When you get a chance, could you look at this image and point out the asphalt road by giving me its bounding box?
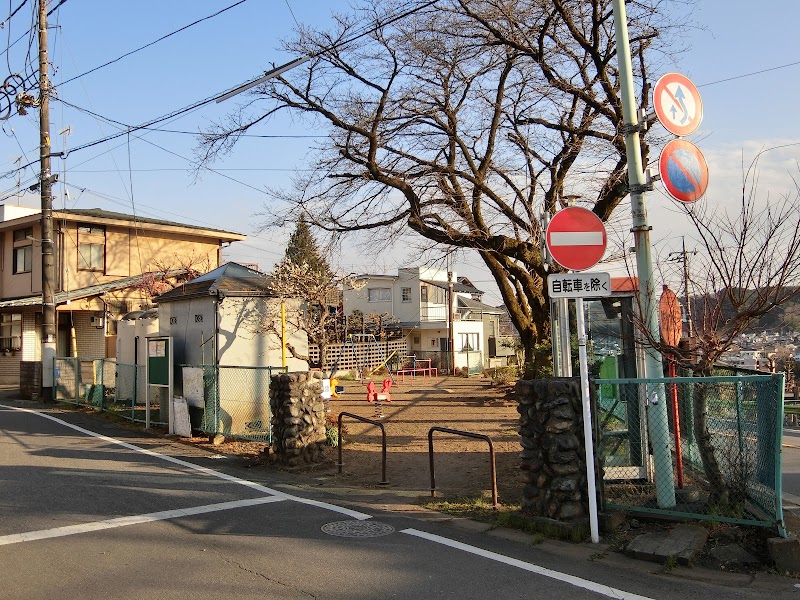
[781,427,800,501]
[2,402,799,600]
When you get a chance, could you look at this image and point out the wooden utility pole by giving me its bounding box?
[38,0,56,401]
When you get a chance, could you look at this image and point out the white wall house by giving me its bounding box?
[342,267,506,372]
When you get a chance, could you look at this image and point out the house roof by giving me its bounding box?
[0,207,245,241]
[457,296,504,314]
[0,270,186,309]
[155,262,277,303]
[420,279,482,294]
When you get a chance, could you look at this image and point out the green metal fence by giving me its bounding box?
[54,358,286,441]
[54,357,167,425]
[595,374,785,533]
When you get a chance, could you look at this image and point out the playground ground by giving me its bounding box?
[193,374,526,505]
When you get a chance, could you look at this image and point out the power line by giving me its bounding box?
[216,0,439,102]
[56,0,249,87]
[37,0,440,165]
[699,59,800,87]
[1,0,27,29]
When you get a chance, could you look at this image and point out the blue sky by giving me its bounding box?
[0,0,798,304]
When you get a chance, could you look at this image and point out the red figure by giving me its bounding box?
[366,381,377,403]
[381,378,393,402]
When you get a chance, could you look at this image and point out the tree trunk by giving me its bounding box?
[693,380,729,504]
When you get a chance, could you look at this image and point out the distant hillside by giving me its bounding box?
[688,287,800,333]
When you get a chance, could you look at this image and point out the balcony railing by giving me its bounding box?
[419,306,483,322]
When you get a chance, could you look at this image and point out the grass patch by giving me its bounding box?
[422,493,589,543]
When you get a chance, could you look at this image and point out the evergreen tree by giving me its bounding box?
[284,216,331,278]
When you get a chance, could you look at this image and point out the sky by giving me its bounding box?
[0,0,797,306]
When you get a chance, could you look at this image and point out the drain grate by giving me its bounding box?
[321,520,395,538]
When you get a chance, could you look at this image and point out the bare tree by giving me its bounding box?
[636,157,800,503]
[263,259,365,369]
[199,0,688,369]
[139,251,212,300]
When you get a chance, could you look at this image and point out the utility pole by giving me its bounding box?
[612,0,676,508]
[38,0,56,402]
[667,237,696,338]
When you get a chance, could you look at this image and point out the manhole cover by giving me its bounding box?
[321,520,395,538]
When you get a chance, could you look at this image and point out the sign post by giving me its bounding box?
[612,0,677,510]
[145,336,172,430]
[547,272,611,545]
[545,206,609,544]
[659,286,685,489]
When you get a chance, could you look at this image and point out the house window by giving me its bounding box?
[78,223,105,272]
[420,286,428,302]
[413,336,421,345]
[401,287,411,302]
[368,287,391,302]
[13,245,31,273]
[459,332,479,351]
[78,243,104,270]
[78,224,105,235]
[12,227,33,274]
[0,313,21,351]
[13,227,32,242]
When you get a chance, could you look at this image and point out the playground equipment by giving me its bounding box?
[366,378,393,418]
[328,334,396,384]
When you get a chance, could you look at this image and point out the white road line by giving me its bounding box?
[0,404,372,520]
[401,529,654,600]
[0,496,285,546]
[550,231,604,246]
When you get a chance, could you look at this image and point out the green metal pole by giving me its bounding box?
[611,0,676,508]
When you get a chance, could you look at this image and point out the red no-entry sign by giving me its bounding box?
[546,207,607,271]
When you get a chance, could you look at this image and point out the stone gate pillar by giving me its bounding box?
[269,371,327,466]
[516,378,590,522]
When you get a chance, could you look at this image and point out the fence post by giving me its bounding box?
[73,357,79,401]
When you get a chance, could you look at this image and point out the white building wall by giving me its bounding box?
[158,298,217,366]
[217,296,307,371]
[343,275,397,320]
[452,320,484,370]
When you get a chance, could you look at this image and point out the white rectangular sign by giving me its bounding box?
[547,272,612,298]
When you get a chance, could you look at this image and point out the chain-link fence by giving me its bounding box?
[595,374,784,532]
[54,357,168,426]
[178,365,285,443]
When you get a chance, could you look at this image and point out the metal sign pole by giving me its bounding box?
[612,0,676,508]
[575,297,600,543]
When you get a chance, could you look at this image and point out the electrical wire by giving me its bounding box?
[699,59,800,87]
[57,0,249,87]
[41,0,441,159]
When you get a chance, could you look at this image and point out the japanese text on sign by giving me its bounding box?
[547,272,612,298]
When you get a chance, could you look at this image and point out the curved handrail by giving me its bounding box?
[428,426,498,508]
[337,411,388,485]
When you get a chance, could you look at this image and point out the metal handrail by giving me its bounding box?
[337,411,388,485]
[428,426,498,508]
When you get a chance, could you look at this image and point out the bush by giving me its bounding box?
[491,366,519,387]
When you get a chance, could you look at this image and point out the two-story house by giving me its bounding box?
[342,267,506,373]
[0,204,244,386]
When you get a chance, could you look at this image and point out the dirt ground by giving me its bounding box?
[191,375,527,505]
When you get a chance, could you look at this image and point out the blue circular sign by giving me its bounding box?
[658,139,709,203]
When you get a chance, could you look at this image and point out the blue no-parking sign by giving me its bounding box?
[658,138,709,203]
